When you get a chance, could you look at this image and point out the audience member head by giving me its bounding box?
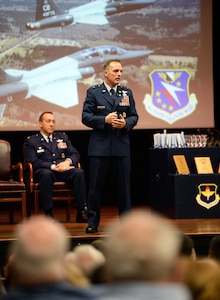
[184,258,220,300]
[208,236,220,263]
[179,233,197,260]
[3,253,18,291]
[64,244,106,285]
[170,233,197,283]
[91,239,106,254]
[0,274,6,295]
[8,215,70,286]
[103,208,182,282]
[63,253,90,287]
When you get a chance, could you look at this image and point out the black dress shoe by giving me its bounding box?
[76,210,88,223]
[85,225,98,233]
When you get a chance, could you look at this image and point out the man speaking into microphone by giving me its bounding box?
[82,59,139,233]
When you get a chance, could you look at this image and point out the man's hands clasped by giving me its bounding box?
[54,160,75,172]
[105,111,126,129]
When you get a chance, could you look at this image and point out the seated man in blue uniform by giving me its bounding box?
[24,111,87,222]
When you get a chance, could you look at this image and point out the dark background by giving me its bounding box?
[1,0,219,207]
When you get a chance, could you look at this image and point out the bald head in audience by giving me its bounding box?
[103,208,182,282]
[9,215,70,286]
[3,215,104,300]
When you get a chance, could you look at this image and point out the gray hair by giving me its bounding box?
[10,215,70,278]
[104,209,181,281]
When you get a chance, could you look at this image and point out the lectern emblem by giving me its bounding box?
[196,183,220,209]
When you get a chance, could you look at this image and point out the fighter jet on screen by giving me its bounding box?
[26,0,155,30]
[0,45,154,119]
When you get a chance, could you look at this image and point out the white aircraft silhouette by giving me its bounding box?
[0,45,154,119]
[26,0,155,30]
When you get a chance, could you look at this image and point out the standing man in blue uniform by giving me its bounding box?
[82,59,139,233]
[24,111,88,222]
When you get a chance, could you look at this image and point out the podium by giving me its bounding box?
[148,148,220,219]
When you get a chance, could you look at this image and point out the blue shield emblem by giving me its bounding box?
[196,183,220,209]
[143,69,198,124]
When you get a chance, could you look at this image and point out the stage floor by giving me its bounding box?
[1,205,220,240]
[0,204,220,263]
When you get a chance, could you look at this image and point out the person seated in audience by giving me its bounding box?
[98,208,192,300]
[63,254,90,288]
[179,233,197,261]
[3,253,18,292]
[64,244,106,285]
[0,273,6,295]
[170,233,197,282]
[24,111,88,222]
[208,236,220,264]
[0,215,100,300]
[91,239,107,254]
[184,257,220,300]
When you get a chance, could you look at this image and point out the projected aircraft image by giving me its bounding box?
[0,0,213,130]
[0,45,153,120]
[26,0,156,30]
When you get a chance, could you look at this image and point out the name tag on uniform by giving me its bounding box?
[97,106,105,109]
[37,147,44,153]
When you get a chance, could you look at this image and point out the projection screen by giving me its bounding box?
[0,0,214,131]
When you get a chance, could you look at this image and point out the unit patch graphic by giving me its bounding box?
[196,183,220,209]
[143,69,198,124]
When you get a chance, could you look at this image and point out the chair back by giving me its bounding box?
[0,140,11,181]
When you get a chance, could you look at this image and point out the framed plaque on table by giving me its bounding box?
[173,155,190,174]
[194,157,214,174]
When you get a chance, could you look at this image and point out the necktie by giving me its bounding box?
[47,136,52,151]
[110,88,116,100]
